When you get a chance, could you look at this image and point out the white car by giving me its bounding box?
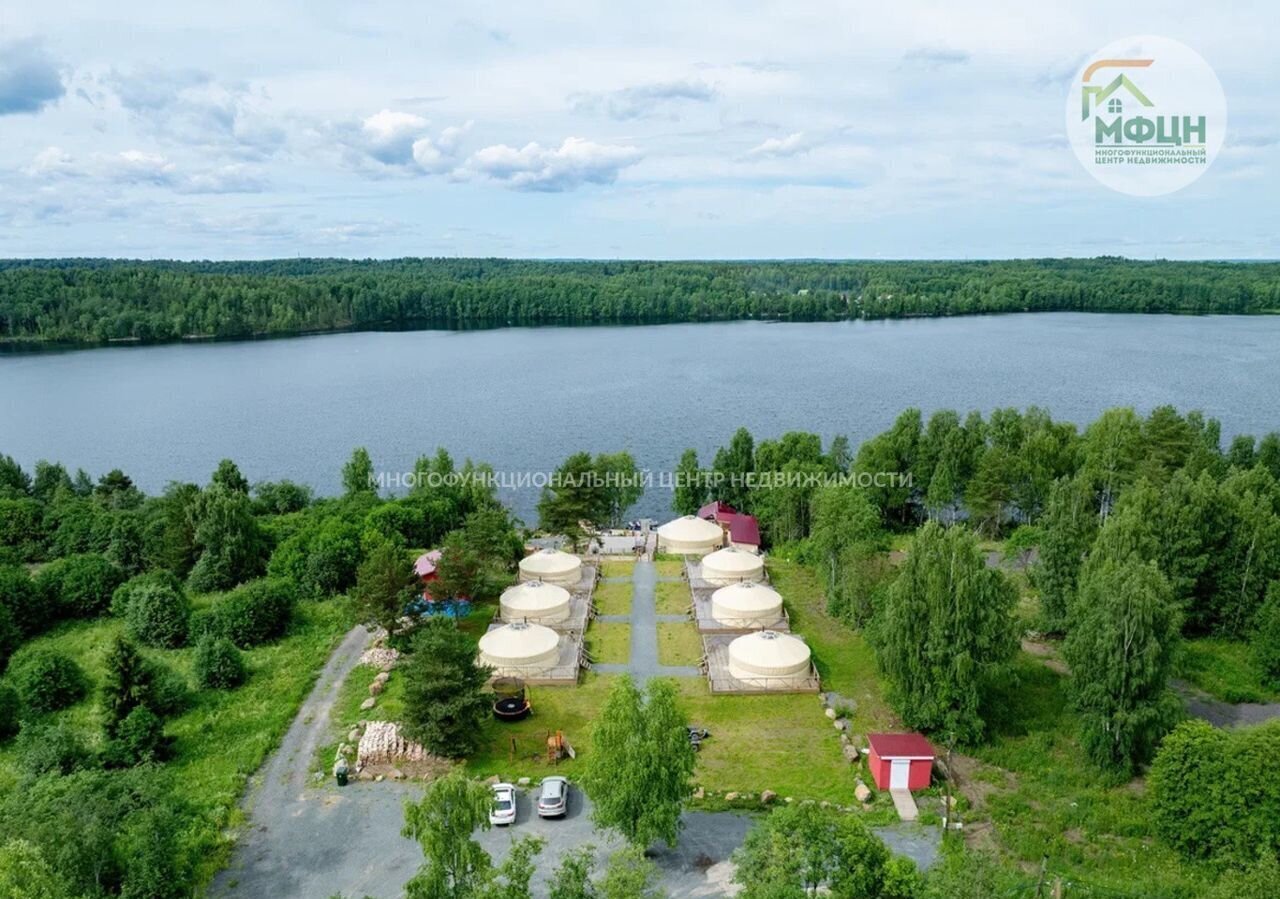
[490,783,517,826]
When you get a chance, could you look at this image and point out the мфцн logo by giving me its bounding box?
[1066,36,1226,196]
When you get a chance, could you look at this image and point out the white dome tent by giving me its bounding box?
[710,581,783,628]
[500,580,572,625]
[727,630,812,681]
[656,515,723,554]
[478,622,562,676]
[700,546,765,585]
[518,548,582,586]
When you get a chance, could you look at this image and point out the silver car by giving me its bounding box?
[536,776,569,818]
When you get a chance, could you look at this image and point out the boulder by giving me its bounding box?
[824,707,837,720]
[842,744,860,762]
[375,774,385,783]
[517,777,532,787]
[485,775,502,785]
[348,727,362,743]
[360,697,377,711]
[761,790,777,804]
[724,791,739,801]
[390,769,405,781]
[854,782,872,803]
[373,671,391,685]
[357,771,374,782]
[693,787,705,800]
[369,680,384,696]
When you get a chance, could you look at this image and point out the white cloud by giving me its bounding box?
[411,121,473,172]
[24,146,78,177]
[569,79,717,120]
[747,132,811,159]
[460,137,642,191]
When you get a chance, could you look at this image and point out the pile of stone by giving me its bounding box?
[357,721,430,767]
[360,646,400,670]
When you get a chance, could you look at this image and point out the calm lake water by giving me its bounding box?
[2,314,1278,521]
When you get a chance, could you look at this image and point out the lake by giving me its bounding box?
[2,313,1278,521]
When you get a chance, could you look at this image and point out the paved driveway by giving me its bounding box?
[214,778,752,898]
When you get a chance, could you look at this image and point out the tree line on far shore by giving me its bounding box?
[3,256,1280,347]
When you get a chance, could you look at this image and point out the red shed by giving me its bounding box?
[866,733,935,791]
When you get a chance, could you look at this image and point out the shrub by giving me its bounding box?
[0,565,44,637]
[15,722,91,776]
[9,649,88,713]
[192,634,247,690]
[110,569,185,617]
[103,705,168,767]
[123,581,190,648]
[207,578,295,647]
[35,553,124,619]
[0,685,19,741]
[1150,718,1280,865]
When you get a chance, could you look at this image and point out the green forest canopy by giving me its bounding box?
[2,257,1279,347]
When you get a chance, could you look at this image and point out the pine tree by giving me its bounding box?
[400,618,492,758]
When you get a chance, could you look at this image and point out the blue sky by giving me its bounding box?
[0,0,1276,259]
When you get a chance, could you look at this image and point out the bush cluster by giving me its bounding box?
[192,634,247,690]
[200,578,296,648]
[8,648,88,713]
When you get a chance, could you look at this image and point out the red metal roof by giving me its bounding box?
[697,500,738,523]
[867,733,936,759]
[728,514,761,547]
[414,550,442,578]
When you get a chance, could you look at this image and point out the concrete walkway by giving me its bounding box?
[889,789,919,822]
[625,559,701,682]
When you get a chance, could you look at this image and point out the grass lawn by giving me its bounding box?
[657,622,703,667]
[655,580,691,615]
[654,559,686,577]
[677,682,859,801]
[0,598,351,887]
[585,621,630,665]
[768,560,897,736]
[592,580,632,616]
[465,674,616,782]
[1178,638,1278,703]
[599,560,635,579]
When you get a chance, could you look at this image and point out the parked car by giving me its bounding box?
[491,783,517,826]
[536,776,569,818]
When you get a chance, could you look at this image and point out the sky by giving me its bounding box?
[0,0,1276,259]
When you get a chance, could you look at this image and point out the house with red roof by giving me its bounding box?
[697,501,762,554]
[866,732,936,791]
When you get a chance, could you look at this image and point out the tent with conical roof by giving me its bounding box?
[478,622,562,676]
[710,581,783,627]
[518,548,582,586]
[500,580,572,624]
[656,515,723,554]
[700,546,765,585]
[727,630,811,680]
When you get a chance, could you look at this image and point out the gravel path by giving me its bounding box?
[211,624,377,897]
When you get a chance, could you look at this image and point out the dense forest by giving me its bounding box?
[2,257,1279,348]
